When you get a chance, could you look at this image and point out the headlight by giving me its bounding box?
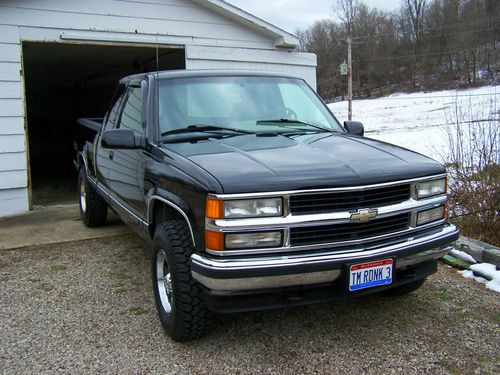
[416,206,445,226]
[206,197,282,219]
[415,178,446,199]
[225,231,282,249]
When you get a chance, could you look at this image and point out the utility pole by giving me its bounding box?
[347,36,352,121]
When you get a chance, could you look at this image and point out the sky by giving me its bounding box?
[226,0,402,33]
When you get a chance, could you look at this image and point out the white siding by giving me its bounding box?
[0,25,20,43]
[0,117,24,135]
[0,24,27,216]
[186,46,317,89]
[0,62,21,81]
[0,170,27,190]
[0,99,23,117]
[0,0,274,49]
[0,81,22,99]
[0,188,29,216]
[0,152,26,171]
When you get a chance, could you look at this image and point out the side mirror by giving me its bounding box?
[101,129,144,149]
[344,121,364,136]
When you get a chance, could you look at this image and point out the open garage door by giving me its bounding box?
[22,42,184,208]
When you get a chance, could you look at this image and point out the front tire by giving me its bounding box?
[78,167,108,227]
[152,221,211,341]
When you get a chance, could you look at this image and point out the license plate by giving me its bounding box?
[349,259,393,291]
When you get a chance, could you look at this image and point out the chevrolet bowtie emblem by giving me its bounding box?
[350,208,378,223]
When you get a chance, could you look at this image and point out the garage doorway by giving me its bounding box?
[22,42,184,208]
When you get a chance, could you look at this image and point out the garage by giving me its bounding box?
[0,0,317,217]
[23,42,184,207]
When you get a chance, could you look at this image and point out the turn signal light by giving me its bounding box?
[205,230,224,251]
[205,198,224,219]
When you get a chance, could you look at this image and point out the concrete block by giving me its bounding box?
[483,249,500,269]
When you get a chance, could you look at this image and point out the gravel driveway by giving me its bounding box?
[1,234,499,374]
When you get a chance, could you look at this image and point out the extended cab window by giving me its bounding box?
[105,87,126,130]
[118,86,143,134]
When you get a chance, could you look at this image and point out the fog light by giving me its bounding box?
[225,232,282,249]
[417,206,445,226]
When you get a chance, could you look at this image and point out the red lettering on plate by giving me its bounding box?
[351,259,392,271]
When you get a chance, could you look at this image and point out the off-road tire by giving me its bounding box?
[78,167,108,227]
[152,221,211,341]
[384,278,426,296]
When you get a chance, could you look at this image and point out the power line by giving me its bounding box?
[350,17,500,41]
[318,47,484,68]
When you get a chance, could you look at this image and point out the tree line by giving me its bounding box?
[297,0,499,101]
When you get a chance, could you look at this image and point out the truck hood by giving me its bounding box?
[163,133,445,193]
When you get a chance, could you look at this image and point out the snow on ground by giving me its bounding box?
[450,249,477,264]
[459,263,500,293]
[328,85,499,162]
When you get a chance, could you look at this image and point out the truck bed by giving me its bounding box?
[73,117,103,171]
[74,117,103,152]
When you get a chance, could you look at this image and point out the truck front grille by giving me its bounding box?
[289,184,411,215]
[290,213,411,246]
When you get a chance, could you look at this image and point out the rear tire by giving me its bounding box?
[78,167,108,227]
[152,221,211,341]
[384,278,426,296]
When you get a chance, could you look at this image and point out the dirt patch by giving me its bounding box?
[1,235,499,374]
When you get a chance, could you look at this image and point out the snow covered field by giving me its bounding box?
[330,86,500,292]
[328,85,499,163]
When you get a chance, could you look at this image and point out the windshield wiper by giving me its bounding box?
[256,118,332,132]
[161,124,253,137]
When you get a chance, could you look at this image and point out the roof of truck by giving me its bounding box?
[120,69,301,84]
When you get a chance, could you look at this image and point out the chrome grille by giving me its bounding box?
[290,213,411,246]
[289,184,411,215]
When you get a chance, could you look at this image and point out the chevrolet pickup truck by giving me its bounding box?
[74,70,459,341]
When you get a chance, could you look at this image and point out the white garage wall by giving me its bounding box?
[0,0,316,217]
[185,46,317,89]
[0,24,29,216]
[0,0,275,50]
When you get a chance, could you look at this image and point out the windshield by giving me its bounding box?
[158,76,343,135]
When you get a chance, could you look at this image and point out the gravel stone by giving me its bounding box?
[1,234,499,374]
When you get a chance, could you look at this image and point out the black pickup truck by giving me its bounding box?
[74,70,459,341]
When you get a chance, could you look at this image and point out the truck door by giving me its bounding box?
[95,86,126,186]
[106,85,146,219]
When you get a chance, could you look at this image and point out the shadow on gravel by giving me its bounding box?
[1,233,499,374]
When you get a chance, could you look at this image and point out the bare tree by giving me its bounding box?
[405,0,427,42]
[336,0,359,36]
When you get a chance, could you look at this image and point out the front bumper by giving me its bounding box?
[191,223,458,294]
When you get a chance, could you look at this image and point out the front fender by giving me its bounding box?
[145,187,203,249]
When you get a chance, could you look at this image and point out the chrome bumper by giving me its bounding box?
[191,224,458,293]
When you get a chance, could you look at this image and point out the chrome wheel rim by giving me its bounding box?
[156,250,172,313]
[79,178,86,213]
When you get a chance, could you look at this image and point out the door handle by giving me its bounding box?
[109,151,114,160]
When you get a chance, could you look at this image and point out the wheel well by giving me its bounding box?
[149,200,186,238]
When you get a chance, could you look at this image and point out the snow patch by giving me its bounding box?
[328,85,499,161]
[449,249,477,264]
[459,270,487,283]
[459,263,500,293]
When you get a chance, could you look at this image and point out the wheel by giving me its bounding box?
[78,167,108,227]
[152,221,211,341]
[384,278,426,296]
